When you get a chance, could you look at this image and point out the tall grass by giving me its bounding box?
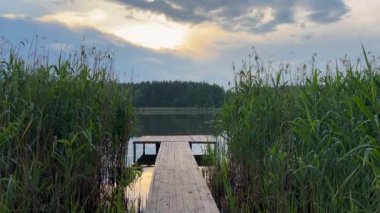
[0,44,138,211]
[212,48,380,212]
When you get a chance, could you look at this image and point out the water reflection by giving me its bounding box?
[127,114,215,164]
[133,114,215,136]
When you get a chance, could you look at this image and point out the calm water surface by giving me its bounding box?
[126,114,216,165]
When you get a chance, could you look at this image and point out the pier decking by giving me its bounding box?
[133,135,219,213]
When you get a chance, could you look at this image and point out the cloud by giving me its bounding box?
[1,0,349,60]
[30,1,237,59]
[0,13,28,20]
[113,0,349,33]
[33,1,193,51]
[37,9,108,29]
[304,0,349,23]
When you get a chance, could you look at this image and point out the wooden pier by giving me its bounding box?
[133,135,219,213]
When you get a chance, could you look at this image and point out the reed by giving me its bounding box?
[212,47,380,212]
[0,43,138,211]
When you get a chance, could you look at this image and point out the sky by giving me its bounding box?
[1,0,380,88]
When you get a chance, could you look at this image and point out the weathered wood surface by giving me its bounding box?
[144,136,219,213]
[134,135,215,143]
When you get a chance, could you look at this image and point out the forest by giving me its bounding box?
[124,81,225,108]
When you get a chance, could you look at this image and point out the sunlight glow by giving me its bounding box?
[36,2,189,51]
[113,23,188,50]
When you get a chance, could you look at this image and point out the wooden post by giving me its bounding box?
[143,143,146,155]
[133,142,136,163]
[156,142,160,154]
[189,142,192,150]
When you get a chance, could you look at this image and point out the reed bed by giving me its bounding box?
[0,44,138,211]
[212,47,380,212]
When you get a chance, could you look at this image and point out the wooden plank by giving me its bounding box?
[179,143,206,213]
[145,137,219,213]
[158,142,170,212]
[173,150,185,212]
[134,135,216,143]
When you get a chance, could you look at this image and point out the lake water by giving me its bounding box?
[126,113,216,165]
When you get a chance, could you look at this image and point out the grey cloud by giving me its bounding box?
[300,23,306,29]
[304,0,348,23]
[113,0,349,33]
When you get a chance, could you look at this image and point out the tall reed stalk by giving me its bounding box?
[0,44,137,211]
[212,48,380,212]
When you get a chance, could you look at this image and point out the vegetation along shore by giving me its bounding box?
[0,46,139,211]
[210,47,380,212]
[1,42,379,212]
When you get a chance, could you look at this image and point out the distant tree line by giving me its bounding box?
[123,81,225,107]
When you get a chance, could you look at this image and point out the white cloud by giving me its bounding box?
[1,13,28,20]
